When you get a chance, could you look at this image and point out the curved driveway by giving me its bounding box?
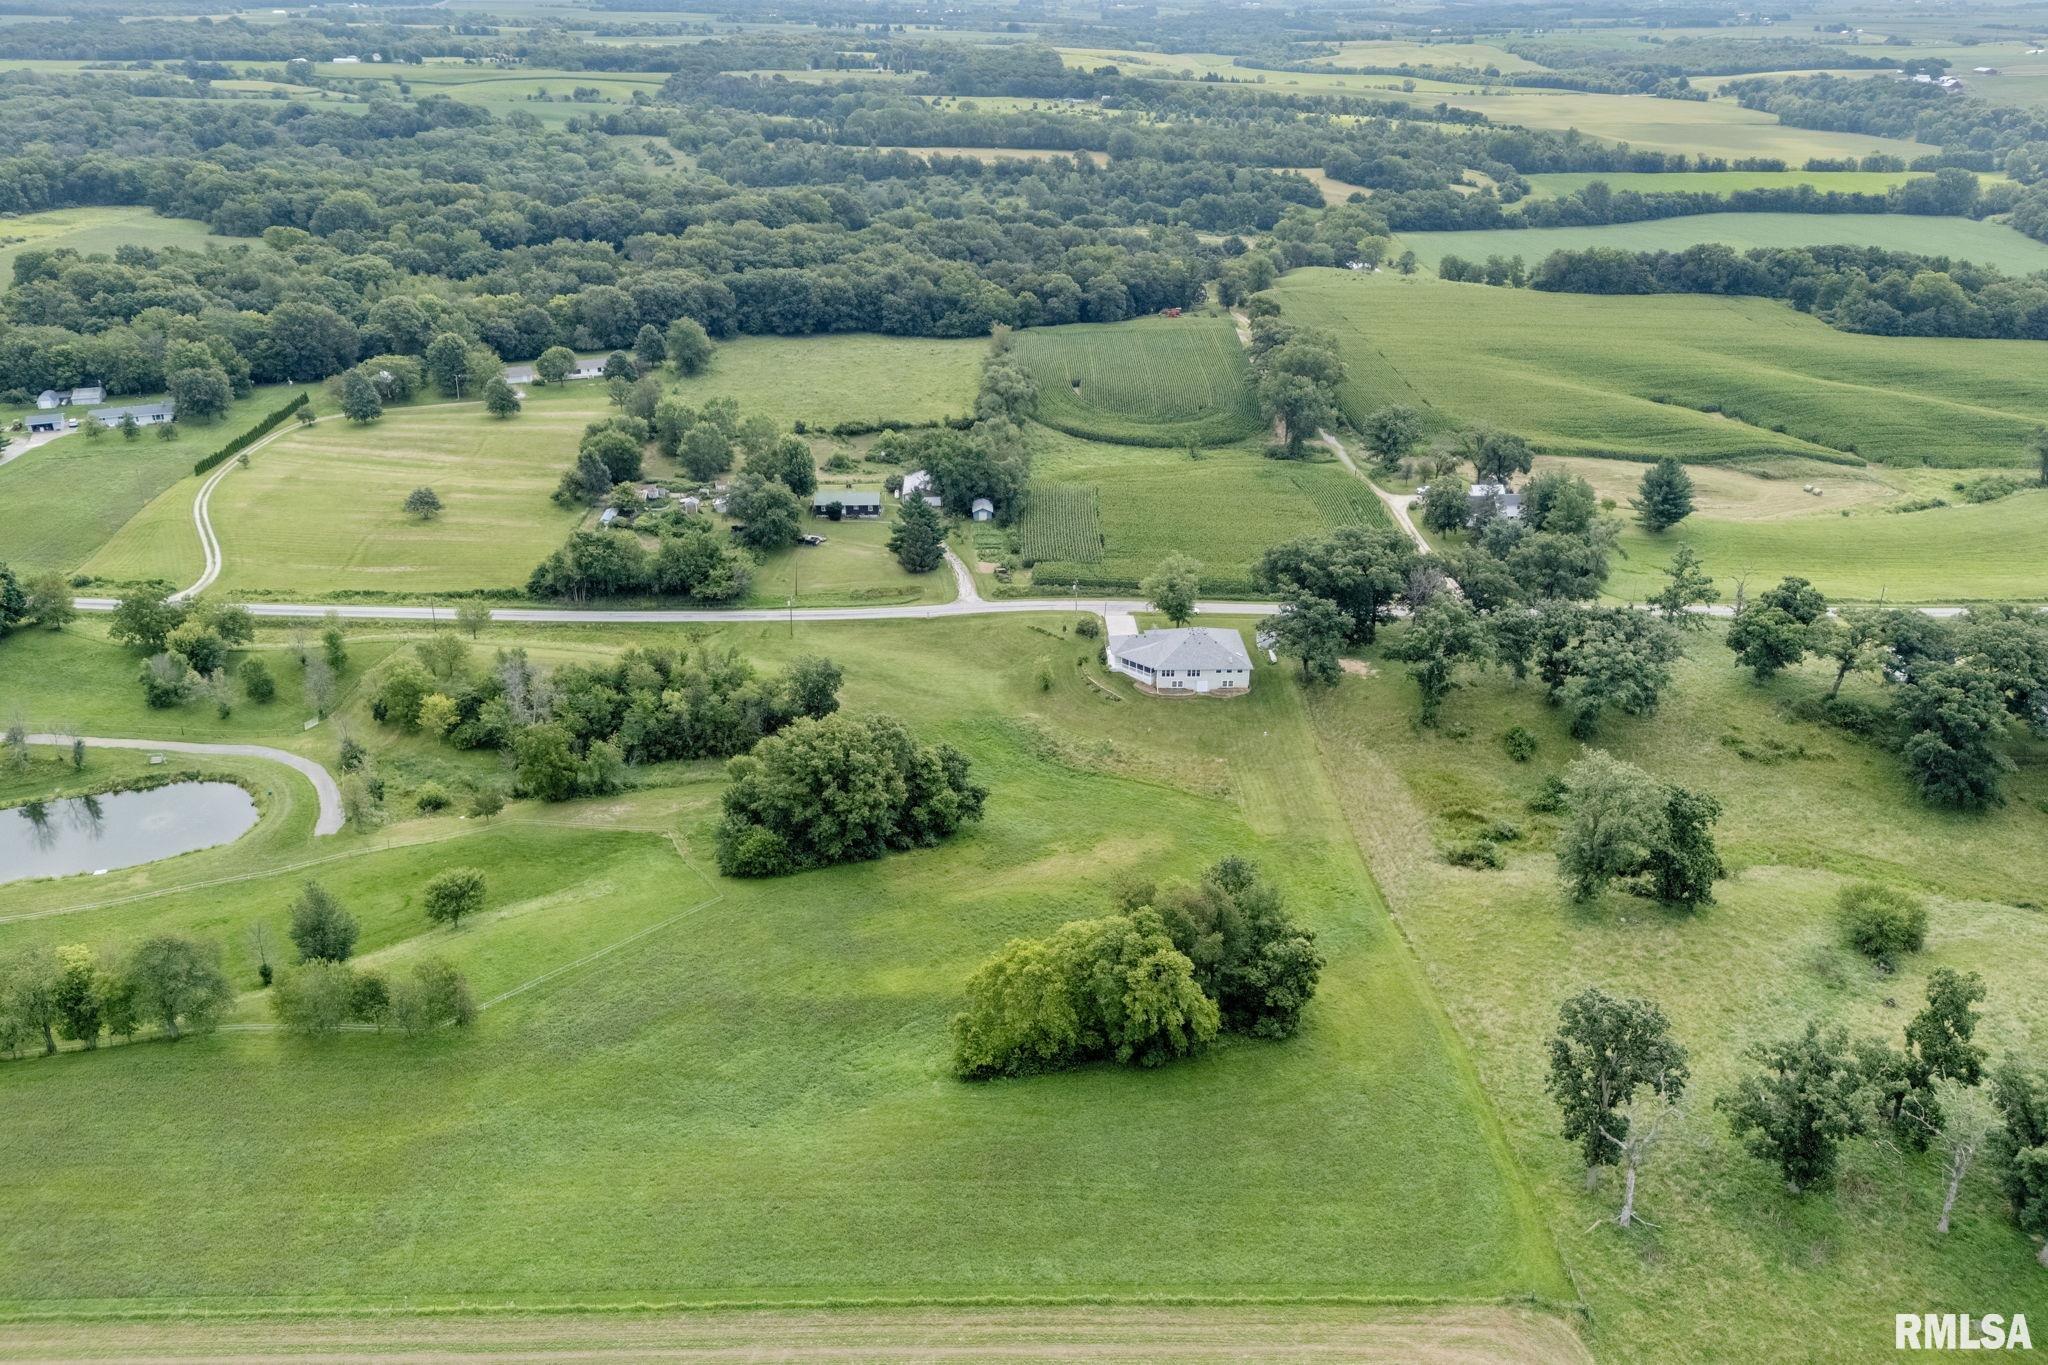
[28,735,345,836]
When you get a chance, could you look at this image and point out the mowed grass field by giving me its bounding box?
[1276,269,2048,468]
[666,333,983,429]
[1313,630,2048,1361]
[0,206,218,281]
[0,616,1568,1315]
[1495,455,2048,604]
[1397,212,2048,276]
[83,392,596,596]
[1,386,313,580]
[1020,430,1392,593]
[1012,314,1262,447]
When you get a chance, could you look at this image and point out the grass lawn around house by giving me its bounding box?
[1310,626,2048,1362]
[1012,314,1262,448]
[1397,212,2048,277]
[1,385,319,581]
[740,496,957,608]
[0,614,1568,1317]
[1276,268,2048,470]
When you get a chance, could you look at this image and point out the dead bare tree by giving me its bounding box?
[1599,1089,1684,1230]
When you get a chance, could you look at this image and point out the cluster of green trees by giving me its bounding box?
[1244,312,1346,459]
[1727,582,2047,810]
[1727,74,2048,189]
[0,935,234,1055]
[1526,241,2048,342]
[0,561,76,639]
[715,712,986,877]
[1553,751,1726,909]
[105,592,284,714]
[951,858,1323,1079]
[263,880,478,1036]
[369,637,843,800]
[1547,974,2048,1265]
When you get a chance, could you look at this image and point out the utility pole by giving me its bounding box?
[789,557,797,638]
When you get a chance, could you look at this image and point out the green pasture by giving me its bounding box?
[1313,627,2048,1361]
[1275,269,2048,469]
[1,386,312,581]
[1374,86,1933,163]
[743,495,957,609]
[0,205,218,282]
[665,333,983,429]
[1019,429,1391,593]
[0,615,1566,1315]
[83,391,595,597]
[1012,314,1261,447]
[1399,212,2048,276]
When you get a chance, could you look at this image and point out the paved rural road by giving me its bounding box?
[27,735,346,836]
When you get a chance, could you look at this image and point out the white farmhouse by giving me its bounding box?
[1106,626,1254,698]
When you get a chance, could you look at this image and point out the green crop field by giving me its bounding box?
[1275,269,2048,468]
[0,386,315,581]
[1015,481,1105,565]
[0,615,1567,1316]
[1022,430,1392,593]
[1311,630,2048,1361]
[0,206,220,282]
[665,333,984,430]
[1012,315,1262,447]
[1398,212,2048,276]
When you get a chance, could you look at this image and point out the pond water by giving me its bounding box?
[0,782,260,886]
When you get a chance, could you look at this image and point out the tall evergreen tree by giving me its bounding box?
[1632,457,1696,531]
[887,496,946,573]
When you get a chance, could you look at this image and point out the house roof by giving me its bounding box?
[970,496,995,512]
[89,402,174,424]
[71,385,104,403]
[1110,626,1252,673]
[813,491,882,508]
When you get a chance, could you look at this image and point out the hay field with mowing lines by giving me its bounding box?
[1398,212,2048,275]
[0,615,1567,1316]
[0,205,220,281]
[1013,315,1262,447]
[1025,431,1392,594]
[666,333,984,429]
[1275,269,2048,468]
[84,391,601,596]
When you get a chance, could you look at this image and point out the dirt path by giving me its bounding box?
[1318,430,1431,555]
[0,1304,1592,1363]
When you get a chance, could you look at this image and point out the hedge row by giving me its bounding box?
[192,392,310,477]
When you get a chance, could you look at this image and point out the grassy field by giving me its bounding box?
[1012,315,1261,447]
[1311,627,2048,1361]
[665,333,983,429]
[1018,429,1391,594]
[0,386,314,580]
[0,206,218,281]
[1397,212,2048,276]
[1374,87,1933,164]
[1275,269,2048,469]
[745,493,957,608]
[83,392,594,597]
[0,615,1567,1316]
[0,1305,1593,1360]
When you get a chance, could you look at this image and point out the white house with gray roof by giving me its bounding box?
[1107,626,1254,697]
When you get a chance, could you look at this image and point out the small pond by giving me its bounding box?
[0,782,260,887]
